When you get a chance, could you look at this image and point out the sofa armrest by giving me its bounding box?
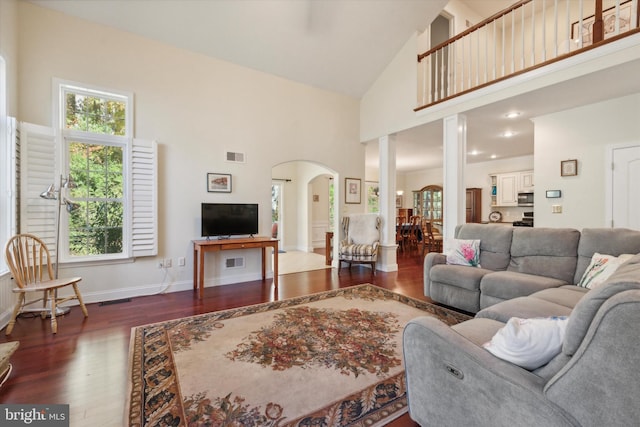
[403,317,576,427]
[424,252,446,297]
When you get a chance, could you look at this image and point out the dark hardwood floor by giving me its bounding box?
[0,248,430,426]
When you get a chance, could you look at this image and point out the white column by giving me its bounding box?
[442,114,467,251]
[377,134,398,272]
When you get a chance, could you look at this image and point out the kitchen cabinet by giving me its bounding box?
[489,170,534,207]
[519,170,535,192]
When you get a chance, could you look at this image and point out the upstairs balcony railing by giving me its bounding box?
[416,0,640,111]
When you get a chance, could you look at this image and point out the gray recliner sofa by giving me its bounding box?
[424,225,640,313]
[404,252,640,426]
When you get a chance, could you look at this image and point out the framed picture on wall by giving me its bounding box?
[561,159,578,177]
[207,173,232,192]
[345,178,361,204]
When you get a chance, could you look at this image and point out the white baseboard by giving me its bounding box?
[0,272,272,332]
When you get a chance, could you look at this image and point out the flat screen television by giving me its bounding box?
[201,203,259,238]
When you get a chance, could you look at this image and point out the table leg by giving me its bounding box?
[198,248,205,299]
[273,243,278,288]
[261,247,266,280]
[193,246,198,291]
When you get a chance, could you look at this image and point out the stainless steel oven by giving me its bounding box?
[517,192,534,207]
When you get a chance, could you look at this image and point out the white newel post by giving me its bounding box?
[442,114,467,252]
[377,134,398,272]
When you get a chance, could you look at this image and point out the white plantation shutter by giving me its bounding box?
[20,123,158,261]
[19,122,58,254]
[0,117,17,274]
[130,138,157,257]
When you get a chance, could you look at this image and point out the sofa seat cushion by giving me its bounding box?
[476,297,573,323]
[452,318,505,346]
[530,286,588,308]
[481,271,568,301]
[431,264,493,292]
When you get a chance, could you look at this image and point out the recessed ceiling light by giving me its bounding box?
[469,150,479,156]
[491,154,497,159]
[503,131,516,138]
[505,112,521,119]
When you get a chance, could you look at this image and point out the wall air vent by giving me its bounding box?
[225,257,245,269]
[226,151,246,163]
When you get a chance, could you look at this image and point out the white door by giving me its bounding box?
[610,144,640,229]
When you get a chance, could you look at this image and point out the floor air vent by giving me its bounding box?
[99,298,132,306]
[226,151,245,163]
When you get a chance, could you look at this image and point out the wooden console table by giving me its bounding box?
[192,236,278,299]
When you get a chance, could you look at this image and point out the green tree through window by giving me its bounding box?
[63,87,128,257]
[68,142,124,256]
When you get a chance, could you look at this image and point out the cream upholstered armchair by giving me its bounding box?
[338,213,381,275]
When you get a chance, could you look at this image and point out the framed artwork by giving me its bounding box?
[561,160,578,177]
[207,173,232,193]
[395,194,402,208]
[571,1,632,47]
[345,178,361,204]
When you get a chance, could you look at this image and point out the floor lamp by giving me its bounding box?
[39,174,80,315]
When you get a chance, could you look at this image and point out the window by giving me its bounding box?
[0,56,15,274]
[60,83,129,260]
[58,86,128,259]
[68,141,125,256]
[366,181,379,213]
[20,80,157,264]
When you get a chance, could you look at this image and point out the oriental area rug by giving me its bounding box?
[126,284,470,427]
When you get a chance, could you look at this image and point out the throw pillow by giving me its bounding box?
[446,239,481,267]
[578,253,633,289]
[483,316,569,370]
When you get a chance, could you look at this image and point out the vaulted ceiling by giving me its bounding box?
[27,0,639,173]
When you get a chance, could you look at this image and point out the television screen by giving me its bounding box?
[201,203,259,238]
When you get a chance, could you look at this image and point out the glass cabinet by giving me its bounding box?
[412,185,443,225]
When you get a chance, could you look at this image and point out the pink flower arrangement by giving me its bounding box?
[457,243,479,267]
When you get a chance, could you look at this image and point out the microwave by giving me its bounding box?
[517,192,534,207]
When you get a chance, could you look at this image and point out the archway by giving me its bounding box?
[272,160,338,273]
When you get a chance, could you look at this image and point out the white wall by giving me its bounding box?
[534,93,640,229]
[14,2,363,301]
[403,154,534,223]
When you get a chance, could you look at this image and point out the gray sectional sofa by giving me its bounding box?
[424,224,640,313]
[403,226,640,426]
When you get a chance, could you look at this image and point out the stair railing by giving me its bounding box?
[416,0,639,111]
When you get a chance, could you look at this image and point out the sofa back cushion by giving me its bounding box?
[508,227,579,284]
[563,253,640,356]
[573,228,640,284]
[454,224,513,271]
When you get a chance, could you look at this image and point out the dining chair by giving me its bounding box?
[407,215,422,253]
[424,220,443,254]
[4,233,89,335]
[396,216,406,252]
